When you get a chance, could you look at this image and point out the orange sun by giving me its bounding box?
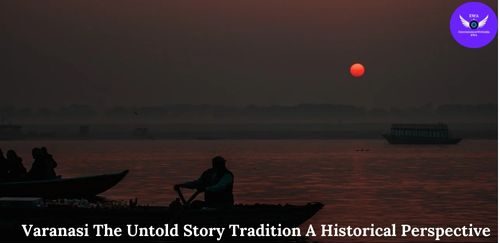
[350,63,365,78]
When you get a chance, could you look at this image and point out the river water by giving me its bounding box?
[0,139,496,242]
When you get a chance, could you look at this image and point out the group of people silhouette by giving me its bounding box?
[0,147,58,182]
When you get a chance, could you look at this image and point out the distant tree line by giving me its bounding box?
[0,103,496,121]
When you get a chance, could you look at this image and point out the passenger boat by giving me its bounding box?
[0,170,128,198]
[383,123,462,144]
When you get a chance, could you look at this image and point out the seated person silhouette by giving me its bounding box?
[6,150,26,180]
[28,147,58,180]
[174,156,234,208]
[40,147,58,177]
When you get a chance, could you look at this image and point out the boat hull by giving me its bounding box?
[0,170,128,198]
[383,135,462,144]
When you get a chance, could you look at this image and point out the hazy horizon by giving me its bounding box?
[0,103,495,126]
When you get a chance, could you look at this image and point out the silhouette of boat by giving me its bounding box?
[383,123,461,144]
[0,170,128,198]
[0,202,323,241]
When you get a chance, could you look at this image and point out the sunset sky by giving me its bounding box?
[0,0,497,108]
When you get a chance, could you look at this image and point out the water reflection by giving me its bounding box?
[0,139,496,242]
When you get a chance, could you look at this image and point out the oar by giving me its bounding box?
[185,190,201,205]
[169,189,202,224]
[176,187,187,205]
[176,188,201,207]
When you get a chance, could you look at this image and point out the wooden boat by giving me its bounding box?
[0,202,323,241]
[0,170,128,198]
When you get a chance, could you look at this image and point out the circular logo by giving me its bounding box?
[450,2,498,48]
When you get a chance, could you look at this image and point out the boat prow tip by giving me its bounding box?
[116,170,129,178]
[307,202,324,210]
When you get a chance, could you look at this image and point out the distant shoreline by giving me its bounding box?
[0,122,496,140]
[0,136,496,141]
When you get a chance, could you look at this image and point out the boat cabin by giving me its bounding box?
[390,124,450,138]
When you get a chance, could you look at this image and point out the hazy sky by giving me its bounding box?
[0,0,497,108]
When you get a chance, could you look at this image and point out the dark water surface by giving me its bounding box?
[0,139,496,242]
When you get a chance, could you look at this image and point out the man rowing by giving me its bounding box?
[174,156,234,208]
